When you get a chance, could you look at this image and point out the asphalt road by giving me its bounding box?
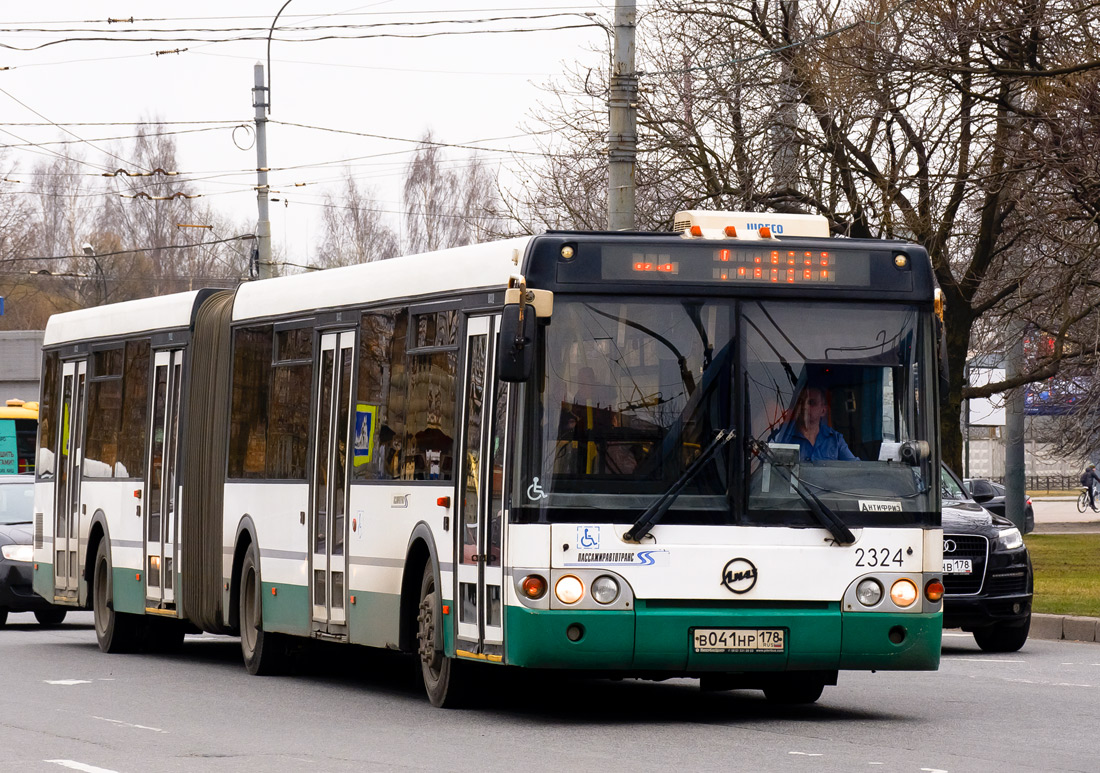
[1,612,1098,772]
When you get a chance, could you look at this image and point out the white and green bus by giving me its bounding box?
[33,211,945,706]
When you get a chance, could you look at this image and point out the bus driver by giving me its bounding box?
[770,385,859,462]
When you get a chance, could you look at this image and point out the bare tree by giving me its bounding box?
[403,132,501,253]
[511,0,1100,469]
[315,172,399,268]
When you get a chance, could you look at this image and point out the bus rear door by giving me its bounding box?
[145,349,184,608]
[310,330,355,635]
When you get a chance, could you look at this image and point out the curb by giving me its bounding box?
[1030,613,1100,644]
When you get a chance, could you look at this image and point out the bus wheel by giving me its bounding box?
[762,677,825,705]
[93,540,141,653]
[416,563,466,707]
[34,608,67,626]
[240,543,285,675]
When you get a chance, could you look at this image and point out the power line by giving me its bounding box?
[0,21,603,51]
[270,120,553,157]
[5,233,255,263]
[0,84,146,173]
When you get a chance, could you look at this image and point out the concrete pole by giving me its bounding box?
[608,0,636,231]
[1004,324,1026,530]
[253,62,274,279]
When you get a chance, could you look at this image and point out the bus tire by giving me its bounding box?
[240,543,285,675]
[416,563,466,707]
[34,608,67,626]
[762,677,825,705]
[92,540,141,653]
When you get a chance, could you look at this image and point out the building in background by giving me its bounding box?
[0,330,44,403]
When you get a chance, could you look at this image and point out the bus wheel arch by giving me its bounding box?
[229,516,259,636]
[400,524,440,653]
[82,513,109,610]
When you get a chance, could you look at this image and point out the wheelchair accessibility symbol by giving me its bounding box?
[577,526,600,550]
[526,477,547,501]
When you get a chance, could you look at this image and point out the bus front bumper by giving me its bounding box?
[503,601,941,673]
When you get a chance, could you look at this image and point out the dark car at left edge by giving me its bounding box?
[0,474,67,626]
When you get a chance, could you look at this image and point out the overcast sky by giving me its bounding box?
[0,2,610,262]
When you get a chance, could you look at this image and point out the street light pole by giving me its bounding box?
[82,242,107,305]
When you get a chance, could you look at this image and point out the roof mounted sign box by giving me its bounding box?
[672,211,830,240]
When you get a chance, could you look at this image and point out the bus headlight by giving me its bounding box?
[591,575,620,604]
[555,575,584,605]
[890,578,919,608]
[855,578,883,607]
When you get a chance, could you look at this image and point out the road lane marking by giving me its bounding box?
[789,751,823,757]
[46,761,120,773]
[93,716,167,733]
[44,680,92,685]
[941,657,1024,663]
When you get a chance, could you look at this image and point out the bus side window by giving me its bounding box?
[355,309,404,481]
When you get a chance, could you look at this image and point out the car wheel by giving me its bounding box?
[34,608,67,627]
[973,615,1031,653]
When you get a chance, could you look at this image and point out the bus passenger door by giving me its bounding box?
[144,349,184,607]
[54,358,87,599]
[456,315,506,657]
[310,330,355,634]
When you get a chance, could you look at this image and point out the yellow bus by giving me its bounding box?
[0,399,38,475]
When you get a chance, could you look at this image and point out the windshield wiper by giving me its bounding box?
[746,439,856,546]
[623,429,735,543]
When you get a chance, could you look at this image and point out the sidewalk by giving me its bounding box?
[1029,494,1100,533]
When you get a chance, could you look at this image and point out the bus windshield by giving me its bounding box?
[513,297,937,526]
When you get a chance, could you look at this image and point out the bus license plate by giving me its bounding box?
[693,628,785,653]
[943,558,972,574]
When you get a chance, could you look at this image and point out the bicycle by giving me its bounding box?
[1078,487,1097,513]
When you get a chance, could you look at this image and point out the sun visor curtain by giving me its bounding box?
[180,290,234,633]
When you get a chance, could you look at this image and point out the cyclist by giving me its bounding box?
[1081,463,1100,513]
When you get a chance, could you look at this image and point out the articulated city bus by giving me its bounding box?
[33,211,945,706]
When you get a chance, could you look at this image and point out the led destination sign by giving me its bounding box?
[598,245,879,288]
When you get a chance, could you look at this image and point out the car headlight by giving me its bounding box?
[1,543,33,562]
[996,527,1024,551]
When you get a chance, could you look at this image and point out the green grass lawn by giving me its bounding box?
[1026,534,1100,617]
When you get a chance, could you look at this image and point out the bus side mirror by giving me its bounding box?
[497,304,536,382]
[936,316,950,399]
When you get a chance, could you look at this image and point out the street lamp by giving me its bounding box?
[81,242,107,304]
